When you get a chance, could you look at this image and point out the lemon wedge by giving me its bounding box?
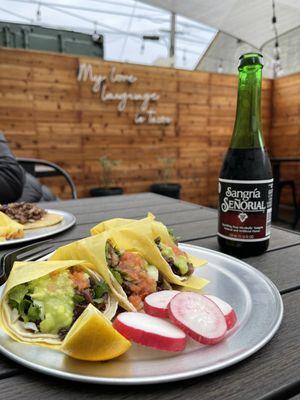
[61,304,131,361]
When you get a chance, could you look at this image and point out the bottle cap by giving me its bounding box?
[238,53,263,69]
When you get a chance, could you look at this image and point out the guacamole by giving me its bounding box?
[8,270,75,335]
[29,271,75,334]
[158,242,189,275]
[7,267,111,340]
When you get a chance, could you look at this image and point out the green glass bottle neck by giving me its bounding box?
[230,65,264,149]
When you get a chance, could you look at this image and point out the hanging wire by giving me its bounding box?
[6,0,215,40]
[42,3,126,34]
[1,0,214,59]
[88,0,161,14]
[271,0,283,77]
[0,6,34,23]
[119,0,137,59]
[6,0,168,24]
[0,0,210,65]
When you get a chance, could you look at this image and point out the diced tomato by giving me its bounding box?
[48,271,59,291]
[171,244,186,258]
[119,252,147,269]
[71,271,90,290]
[129,294,144,311]
[118,251,157,308]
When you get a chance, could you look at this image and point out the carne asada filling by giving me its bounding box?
[0,202,47,225]
[155,237,194,277]
[105,240,158,310]
[7,267,110,341]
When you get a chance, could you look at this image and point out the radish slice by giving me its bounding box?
[113,312,186,352]
[168,292,227,345]
[144,290,180,318]
[205,295,237,330]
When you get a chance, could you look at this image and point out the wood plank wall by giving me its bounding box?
[270,72,300,204]
[0,48,272,206]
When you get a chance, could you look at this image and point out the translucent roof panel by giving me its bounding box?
[0,0,216,70]
[139,0,300,49]
[196,27,300,78]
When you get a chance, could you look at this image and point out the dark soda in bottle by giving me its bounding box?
[218,53,273,257]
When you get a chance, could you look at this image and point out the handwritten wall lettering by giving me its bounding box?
[109,66,137,84]
[77,63,172,125]
[134,110,172,125]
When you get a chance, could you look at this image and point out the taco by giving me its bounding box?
[91,213,207,278]
[0,203,63,230]
[0,260,118,347]
[50,229,209,312]
[0,211,24,241]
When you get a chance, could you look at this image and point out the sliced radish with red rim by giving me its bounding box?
[205,295,237,330]
[168,292,227,345]
[113,312,186,352]
[144,290,180,318]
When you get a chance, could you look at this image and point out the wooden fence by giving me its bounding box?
[0,48,273,206]
[271,73,300,204]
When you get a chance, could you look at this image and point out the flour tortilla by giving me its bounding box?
[0,212,24,240]
[50,234,136,312]
[50,229,209,312]
[23,213,63,230]
[91,213,207,269]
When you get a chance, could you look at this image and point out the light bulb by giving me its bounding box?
[36,6,41,22]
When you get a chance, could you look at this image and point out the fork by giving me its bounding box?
[0,241,57,285]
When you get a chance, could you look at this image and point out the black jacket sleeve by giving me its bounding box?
[0,133,25,203]
[18,172,56,202]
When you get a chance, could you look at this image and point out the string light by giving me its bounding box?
[217,59,223,73]
[182,48,187,65]
[92,21,100,41]
[140,41,145,54]
[36,3,41,22]
[272,0,283,77]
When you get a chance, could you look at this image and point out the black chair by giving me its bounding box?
[277,179,298,228]
[17,158,77,200]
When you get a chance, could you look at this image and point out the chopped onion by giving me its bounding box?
[23,322,38,332]
[11,308,19,323]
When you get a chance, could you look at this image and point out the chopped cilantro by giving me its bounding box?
[110,268,123,285]
[27,304,41,322]
[8,284,28,305]
[73,294,85,304]
[93,282,109,299]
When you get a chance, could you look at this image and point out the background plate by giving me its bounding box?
[0,244,283,384]
[0,209,76,247]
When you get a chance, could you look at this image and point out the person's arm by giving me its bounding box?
[0,133,25,203]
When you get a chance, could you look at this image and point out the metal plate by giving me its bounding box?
[0,243,283,384]
[0,209,76,247]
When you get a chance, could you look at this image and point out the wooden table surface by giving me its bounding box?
[0,193,299,400]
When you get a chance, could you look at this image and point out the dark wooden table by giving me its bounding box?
[0,193,299,400]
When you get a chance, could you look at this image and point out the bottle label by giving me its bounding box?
[218,178,273,242]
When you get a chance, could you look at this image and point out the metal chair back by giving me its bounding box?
[17,157,77,199]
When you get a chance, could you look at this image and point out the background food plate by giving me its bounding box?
[0,209,76,247]
[0,244,283,384]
